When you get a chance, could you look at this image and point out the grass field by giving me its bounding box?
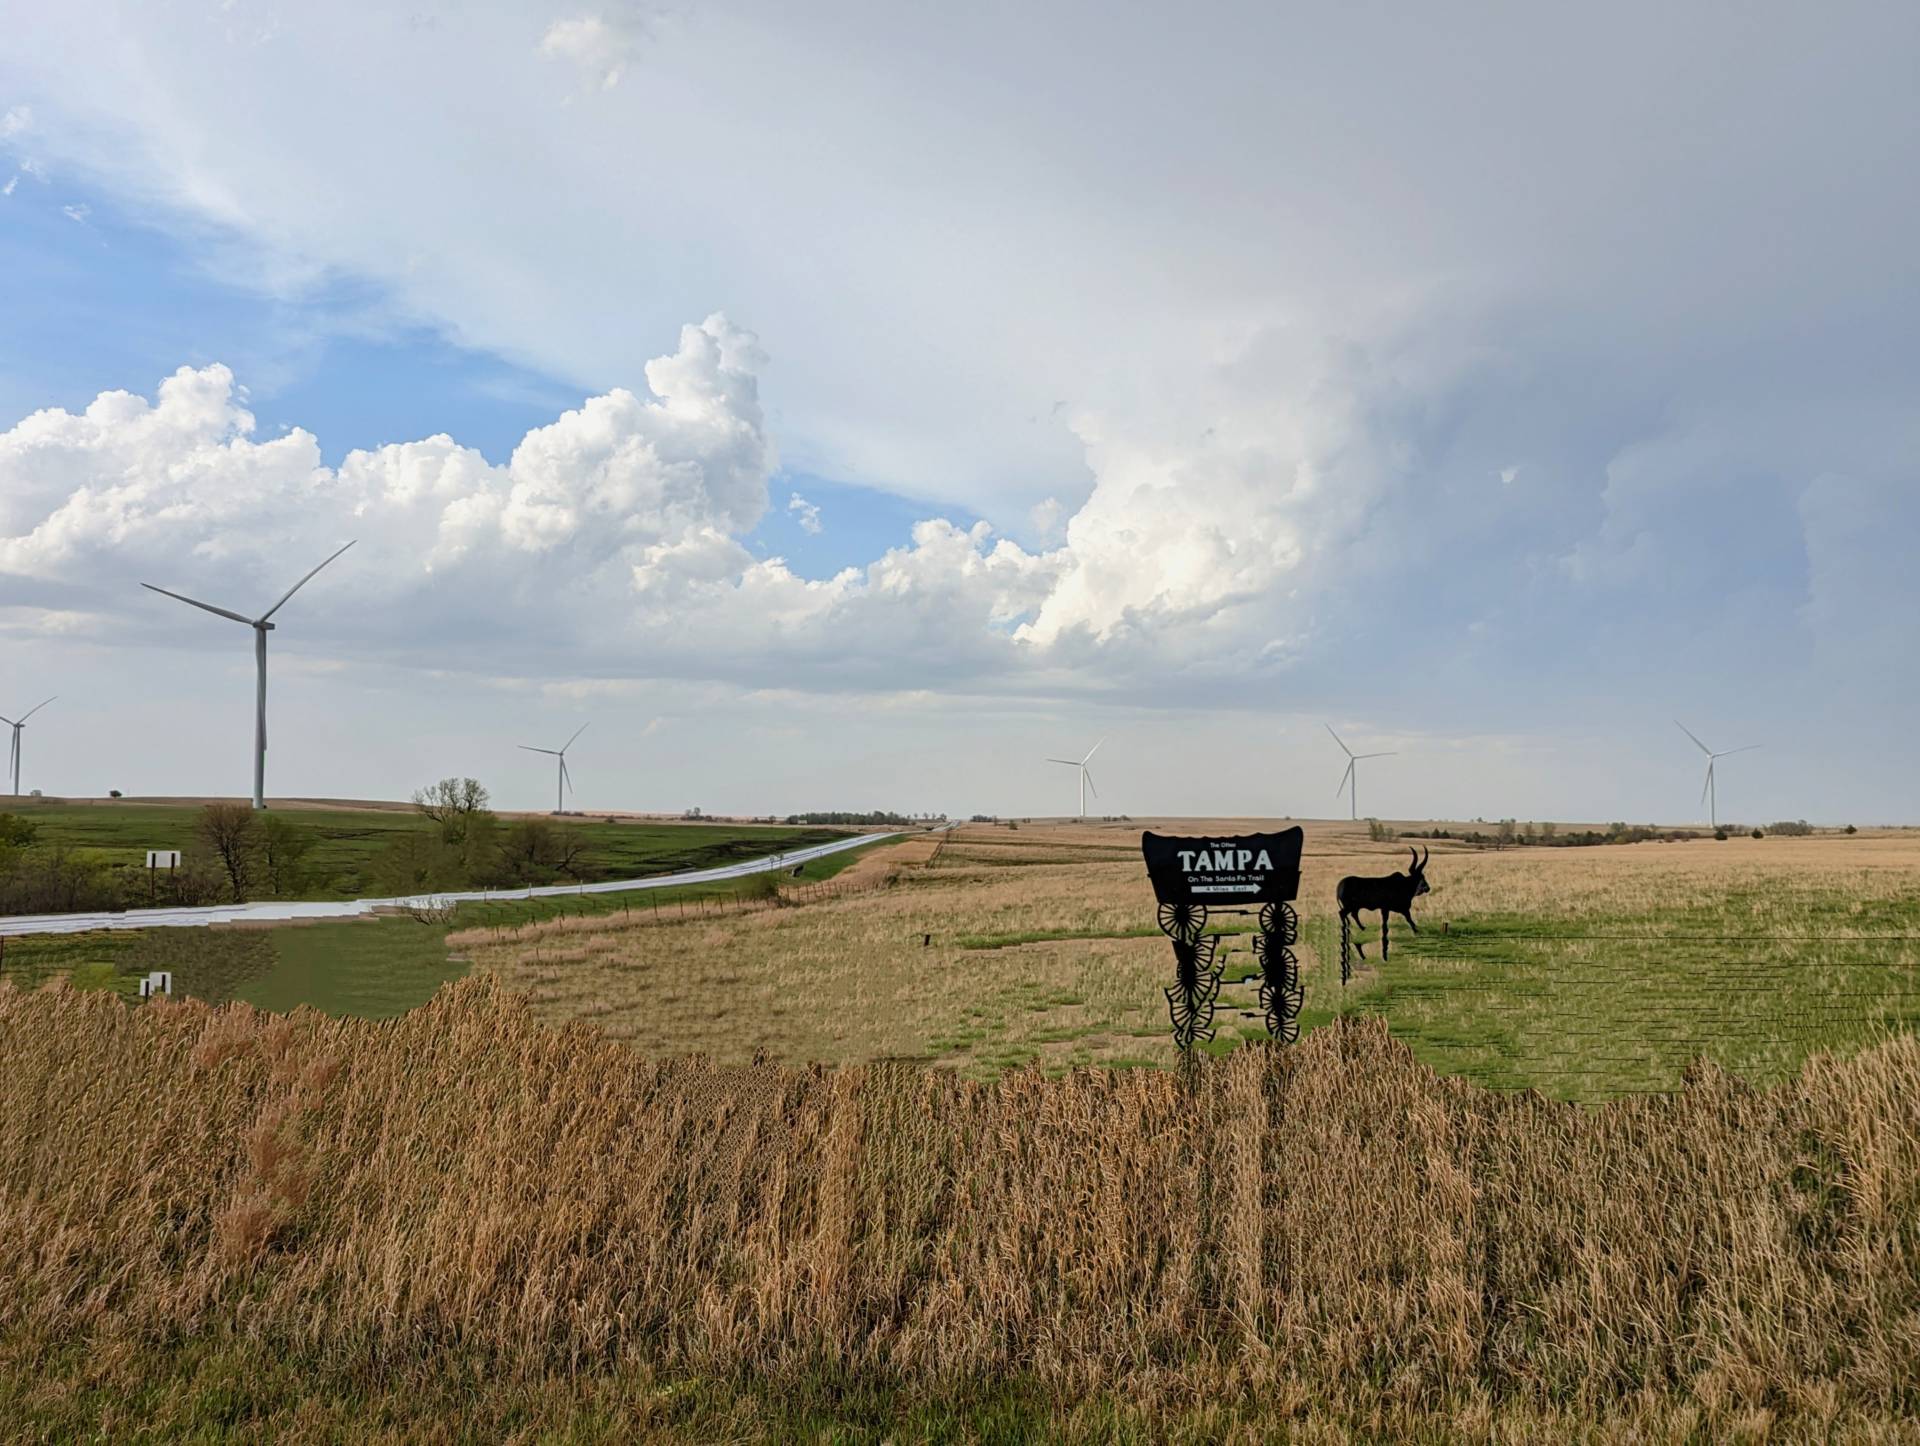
[3,980,1916,1440]
[454,820,1920,1100]
[1,797,853,903]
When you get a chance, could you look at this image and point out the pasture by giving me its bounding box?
[457,820,1920,1100]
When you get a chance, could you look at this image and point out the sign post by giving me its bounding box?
[1141,828,1306,1053]
[145,850,181,907]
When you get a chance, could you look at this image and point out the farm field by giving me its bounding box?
[458,820,1920,1100]
[0,797,853,905]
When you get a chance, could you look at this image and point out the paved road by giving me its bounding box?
[0,829,907,938]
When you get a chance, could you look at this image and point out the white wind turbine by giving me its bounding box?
[1675,721,1759,830]
[1046,737,1106,818]
[1327,724,1396,822]
[142,542,356,811]
[1,697,56,797]
[520,723,588,814]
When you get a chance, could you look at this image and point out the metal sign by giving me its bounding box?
[146,850,181,869]
[1142,828,1305,1055]
[1141,829,1303,906]
[139,971,173,998]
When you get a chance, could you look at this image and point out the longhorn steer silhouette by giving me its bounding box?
[1336,847,1430,961]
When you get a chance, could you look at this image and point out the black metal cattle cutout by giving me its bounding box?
[1142,828,1305,1056]
[1335,845,1430,982]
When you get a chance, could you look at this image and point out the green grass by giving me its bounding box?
[3,798,853,903]
[1323,896,1920,1101]
[13,1328,1847,1445]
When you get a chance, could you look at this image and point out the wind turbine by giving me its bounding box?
[142,541,355,811]
[1327,724,1396,822]
[1675,721,1759,830]
[1046,737,1106,818]
[520,723,588,814]
[1,697,56,796]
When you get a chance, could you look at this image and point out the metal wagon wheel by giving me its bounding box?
[1157,900,1208,944]
[1258,900,1298,946]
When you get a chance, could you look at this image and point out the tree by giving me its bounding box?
[197,803,261,902]
[495,818,588,885]
[412,777,494,846]
[258,814,316,897]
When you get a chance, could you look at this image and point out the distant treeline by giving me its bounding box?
[783,811,929,826]
[1393,818,1839,848]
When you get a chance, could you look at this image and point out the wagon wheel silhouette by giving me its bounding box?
[1258,901,1298,946]
[1157,900,1208,944]
[1253,933,1304,1045]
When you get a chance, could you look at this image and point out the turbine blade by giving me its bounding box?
[259,540,356,622]
[1719,745,1762,757]
[0,715,13,726]
[1082,736,1106,764]
[18,696,56,723]
[1046,758,1080,766]
[1336,760,1354,797]
[561,758,573,792]
[1356,751,1396,759]
[1325,723,1353,757]
[1083,768,1098,799]
[562,722,589,752]
[1701,763,1714,807]
[141,583,253,627]
[519,745,561,756]
[1675,720,1712,755]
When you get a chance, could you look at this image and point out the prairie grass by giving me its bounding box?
[457,822,1920,1096]
[3,977,1918,1438]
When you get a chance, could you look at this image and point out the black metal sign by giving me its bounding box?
[1141,828,1305,1055]
[1142,829,1303,906]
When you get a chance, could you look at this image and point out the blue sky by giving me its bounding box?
[1,2,1915,822]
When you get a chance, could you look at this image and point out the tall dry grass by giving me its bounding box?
[4,975,1917,1431]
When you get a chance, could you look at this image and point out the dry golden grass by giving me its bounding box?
[4,976,1918,1438]
[451,822,1920,1094]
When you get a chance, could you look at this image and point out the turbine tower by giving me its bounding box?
[1,697,56,797]
[1327,724,1396,822]
[142,541,355,811]
[1045,737,1105,818]
[520,723,588,814]
[1675,721,1759,830]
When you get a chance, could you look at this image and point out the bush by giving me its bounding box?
[737,871,784,905]
[1714,827,1729,841]
[1845,824,1859,835]
[1767,820,1814,837]
[1752,828,1765,839]
[67,962,119,992]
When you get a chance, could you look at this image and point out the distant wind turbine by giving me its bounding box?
[1675,721,1759,830]
[1,697,56,797]
[1327,724,1396,822]
[1046,737,1106,818]
[520,723,588,814]
[142,542,355,811]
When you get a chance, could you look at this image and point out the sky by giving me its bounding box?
[0,0,1915,823]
